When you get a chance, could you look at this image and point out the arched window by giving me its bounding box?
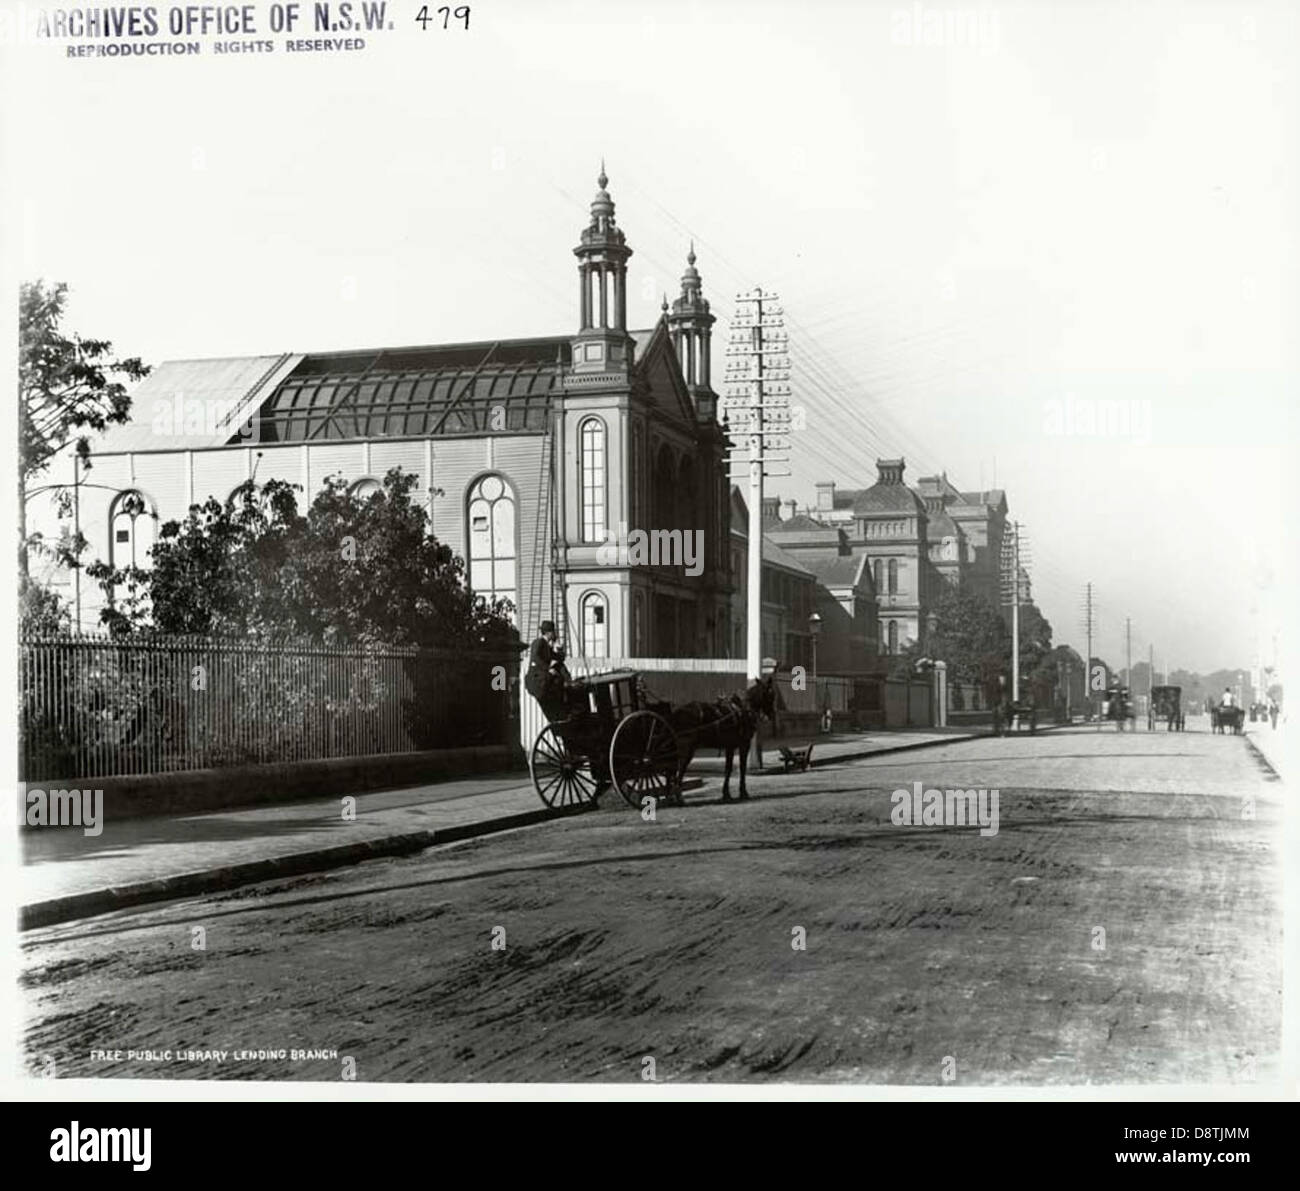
[467,473,517,620]
[350,477,382,499]
[887,558,898,595]
[872,558,883,594]
[888,620,898,655]
[579,417,607,542]
[109,490,156,570]
[580,591,608,659]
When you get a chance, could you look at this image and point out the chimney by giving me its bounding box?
[877,458,906,485]
[816,481,836,511]
[782,499,797,521]
[761,495,780,521]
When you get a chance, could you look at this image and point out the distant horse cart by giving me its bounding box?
[1148,685,1184,731]
[991,698,1037,735]
[528,669,777,809]
[1103,687,1134,731]
[1211,703,1244,736]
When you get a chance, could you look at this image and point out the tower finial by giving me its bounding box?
[688,239,696,266]
[598,158,608,190]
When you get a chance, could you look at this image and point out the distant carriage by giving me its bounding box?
[1211,702,1244,736]
[991,698,1037,735]
[1103,687,1134,731]
[1148,685,1185,732]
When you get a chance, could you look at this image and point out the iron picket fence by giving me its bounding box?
[19,632,519,782]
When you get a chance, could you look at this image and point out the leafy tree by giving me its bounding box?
[89,468,518,651]
[1018,601,1057,702]
[19,280,150,575]
[911,582,1009,694]
[19,574,71,634]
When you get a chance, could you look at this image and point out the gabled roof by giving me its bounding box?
[806,553,870,590]
[632,318,703,428]
[915,473,963,502]
[957,489,1007,510]
[770,512,830,533]
[94,353,300,453]
[93,321,710,453]
[762,537,814,575]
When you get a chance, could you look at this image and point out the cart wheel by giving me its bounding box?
[530,724,599,809]
[609,710,680,808]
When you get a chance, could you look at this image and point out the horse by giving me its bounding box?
[664,677,778,803]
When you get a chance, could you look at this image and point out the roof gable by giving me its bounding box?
[633,318,700,428]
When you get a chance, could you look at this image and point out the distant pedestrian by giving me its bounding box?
[1271,701,1279,730]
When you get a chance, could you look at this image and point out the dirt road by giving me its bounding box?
[22,728,1283,1084]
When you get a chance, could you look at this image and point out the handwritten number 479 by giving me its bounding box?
[417,5,470,29]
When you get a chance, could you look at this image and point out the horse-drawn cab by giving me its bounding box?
[528,670,779,811]
[529,670,682,810]
[1148,685,1184,732]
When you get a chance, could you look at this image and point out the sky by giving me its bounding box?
[3,0,1297,676]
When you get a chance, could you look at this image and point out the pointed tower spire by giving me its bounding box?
[571,163,634,374]
[666,241,717,418]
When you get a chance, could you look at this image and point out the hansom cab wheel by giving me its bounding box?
[530,724,600,809]
[609,710,680,808]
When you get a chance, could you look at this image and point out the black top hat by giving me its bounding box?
[539,620,557,635]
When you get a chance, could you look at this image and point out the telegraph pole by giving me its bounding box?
[999,521,1032,727]
[1011,522,1021,704]
[723,288,791,685]
[1081,582,1095,721]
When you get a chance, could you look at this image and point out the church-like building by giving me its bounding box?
[35,170,737,659]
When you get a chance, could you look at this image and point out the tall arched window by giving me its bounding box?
[887,558,898,595]
[581,591,608,659]
[888,620,899,655]
[872,558,883,594]
[467,473,517,620]
[109,490,156,569]
[579,417,607,542]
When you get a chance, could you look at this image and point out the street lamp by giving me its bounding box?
[808,612,822,687]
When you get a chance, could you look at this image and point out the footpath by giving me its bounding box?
[20,727,984,929]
